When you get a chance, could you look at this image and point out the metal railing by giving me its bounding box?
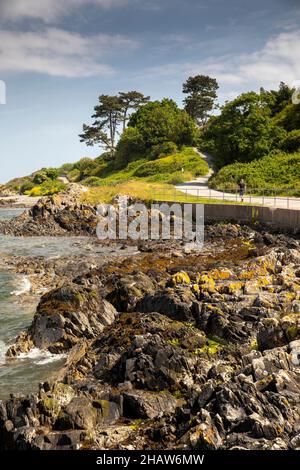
[149,187,300,210]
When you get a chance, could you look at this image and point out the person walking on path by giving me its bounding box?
[238,179,246,202]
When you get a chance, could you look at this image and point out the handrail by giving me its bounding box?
[150,187,300,210]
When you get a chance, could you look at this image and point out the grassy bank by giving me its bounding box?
[4,147,209,199]
[76,147,209,187]
[80,180,246,205]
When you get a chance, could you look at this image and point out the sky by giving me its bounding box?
[0,0,300,182]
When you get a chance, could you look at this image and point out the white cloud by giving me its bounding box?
[0,0,128,22]
[140,30,300,93]
[0,28,138,77]
[239,31,300,86]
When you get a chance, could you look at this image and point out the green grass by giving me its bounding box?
[80,147,209,187]
[3,144,213,203]
[78,147,215,204]
[80,180,250,205]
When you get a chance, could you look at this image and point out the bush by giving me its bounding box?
[209,150,300,193]
[167,172,191,185]
[28,180,67,197]
[20,181,35,194]
[115,127,145,166]
[33,171,48,185]
[58,163,74,175]
[148,141,178,160]
[280,130,300,152]
[133,148,208,179]
[82,176,102,187]
[45,168,59,180]
[67,168,81,182]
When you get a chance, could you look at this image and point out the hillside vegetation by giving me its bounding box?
[209,151,300,195]
[62,146,208,187]
[4,98,208,200]
[201,83,300,192]
[3,80,300,200]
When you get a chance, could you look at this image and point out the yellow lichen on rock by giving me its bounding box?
[219,281,244,295]
[210,268,234,281]
[192,284,200,294]
[171,271,191,285]
[239,255,277,280]
[196,273,216,293]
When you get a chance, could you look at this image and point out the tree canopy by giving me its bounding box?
[79,91,149,156]
[201,90,287,167]
[128,98,198,149]
[183,74,219,127]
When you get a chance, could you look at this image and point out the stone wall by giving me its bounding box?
[155,201,300,230]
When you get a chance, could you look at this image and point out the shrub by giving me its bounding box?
[33,171,48,185]
[20,181,35,194]
[115,127,145,166]
[67,168,81,182]
[77,158,98,179]
[209,150,300,194]
[280,130,300,152]
[133,148,208,179]
[82,176,102,187]
[167,172,190,185]
[149,141,178,160]
[58,163,74,175]
[28,180,67,197]
[45,168,59,180]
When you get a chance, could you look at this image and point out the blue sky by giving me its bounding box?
[0,0,300,182]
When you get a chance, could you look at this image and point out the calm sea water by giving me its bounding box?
[0,208,132,399]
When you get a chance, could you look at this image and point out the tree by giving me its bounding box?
[115,127,145,166]
[119,91,150,131]
[261,82,294,116]
[79,95,123,157]
[74,157,97,179]
[183,75,219,127]
[128,98,197,151]
[202,92,285,167]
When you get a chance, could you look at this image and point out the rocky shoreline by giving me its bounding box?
[0,202,300,450]
[0,186,98,236]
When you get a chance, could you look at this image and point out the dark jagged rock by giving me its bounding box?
[257,315,300,351]
[104,271,156,312]
[0,189,98,236]
[92,312,206,390]
[137,287,198,322]
[122,390,177,419]
[7,283,117,355]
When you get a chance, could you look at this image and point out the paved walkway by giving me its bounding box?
[175,150,300,210]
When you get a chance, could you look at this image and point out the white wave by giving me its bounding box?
[35,354,67,365]
[11,276,31,296]
[0,340,6,365]
[18,348,66,365]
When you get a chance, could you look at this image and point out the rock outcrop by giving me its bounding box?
[7,284,117,355]
[0,187,98,236]
[1,223,300,450]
